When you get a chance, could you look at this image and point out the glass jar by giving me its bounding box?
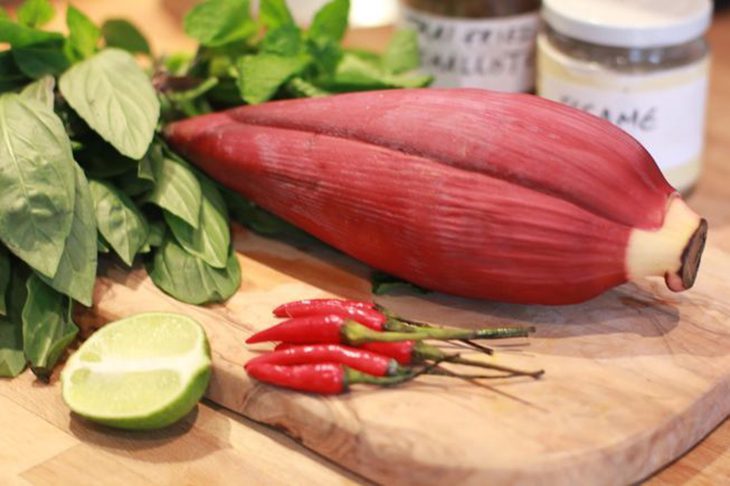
[537,0,712,193]
[399,0,541,92]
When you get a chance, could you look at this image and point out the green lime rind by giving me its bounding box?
[61,312,212,430]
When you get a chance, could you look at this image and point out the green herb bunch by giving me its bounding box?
[0,0,427,380]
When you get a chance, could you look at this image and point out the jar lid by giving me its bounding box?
[542,0,712,48]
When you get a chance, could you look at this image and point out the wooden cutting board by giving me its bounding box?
[75,224,730,486]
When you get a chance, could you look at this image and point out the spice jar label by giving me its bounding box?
[538,39,709,190]
[400,7,539,92]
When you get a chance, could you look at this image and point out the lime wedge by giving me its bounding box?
[61,312,212,430]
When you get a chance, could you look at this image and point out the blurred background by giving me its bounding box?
[0,0,727,53]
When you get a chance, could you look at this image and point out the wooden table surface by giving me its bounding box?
[1,2,729,484]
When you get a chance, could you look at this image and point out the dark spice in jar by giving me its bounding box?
[401,0,541,18]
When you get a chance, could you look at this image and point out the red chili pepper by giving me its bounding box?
[246,315,345,344]
[273,299,385,330]
[247,362,346,394]
[360,341,416,365]
[246,362,421,394]
[246,344,400,377]
[246,314,521,346]
[273,298,374,316]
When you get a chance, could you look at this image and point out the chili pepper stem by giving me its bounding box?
[446,356,544,379]
[343,320,532,346]
[386,316,532,341]
[344,359,446,388]
[428,366,516,380]
[412,342,543,379]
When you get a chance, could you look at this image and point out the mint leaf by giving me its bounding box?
[66,6,100,60]
[259,0,294,28]
[286,77,331,98]
[59,49,160,159]
[261,24,304,56]
[165,176,229,269]
[382,29,420,74]
[101,19,151,55]
[22,274,78,379]
[89,179,149,266]
[237,53,310,104]
[20,75,55,109]
[148,236,241,305]
[12,40,70,78]
[40,165,97,306]
[17,0,55,28]
[328,53,432,91]
[308,36,342,74]
[0,19,64,47]
[144,151,202,228]
[184,0,255,47]
[309,0,349,42]
[0,93,76,279]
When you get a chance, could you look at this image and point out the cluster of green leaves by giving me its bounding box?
[0,0,239,380]
[0,0,427,380]
[159,0,429,118]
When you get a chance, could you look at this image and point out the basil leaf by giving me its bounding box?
[259,0,295,29]
[20,75,55,109]
[0,246,9,315]
[66,6,100,60]
[97,234,110,253]
[144,152,202,228]
[0,267,29,377]
[40,165,97,306]
[183,0,256,47]
[309,0,350,42]
[89,179,149,266]
[382,29,420,75]
[115,170,154,197]
[0,19,64,47]
[237,53,310,104]
[17,0,55,28]
[261,24,304,56]
[12,40,70,78]
[222,188,298,236]
[137,146,157,181]
[59,48,160,160]
[101,19,151,55]
[22,274,78,379]
[166,177,229,269]
[75,136,139,179]
[0,52,29,93]
[146,220,166,248]
[0,314,25,377]
[148,237,240,305]
[0,93,75,279]
[371,271,428,296]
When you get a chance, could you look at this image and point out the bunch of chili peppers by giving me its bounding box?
[244,298,544,395]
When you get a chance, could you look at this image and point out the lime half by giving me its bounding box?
[61,312,212,430]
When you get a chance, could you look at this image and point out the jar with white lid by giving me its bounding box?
[400,0,541,92]
[537,0,712,193]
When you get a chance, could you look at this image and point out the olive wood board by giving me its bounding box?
[76,226,730,486]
